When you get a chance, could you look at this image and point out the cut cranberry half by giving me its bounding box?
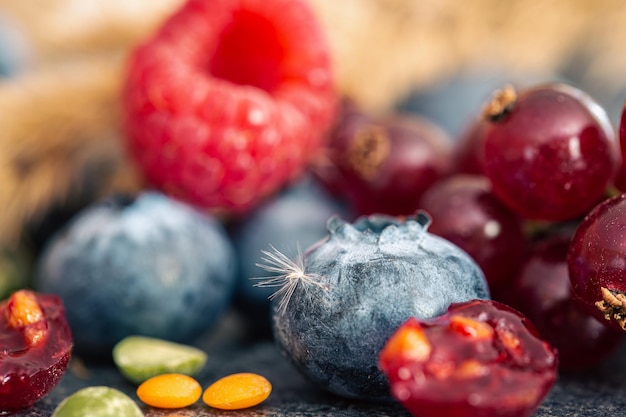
[379,299,558,417]
[0,290,73,411]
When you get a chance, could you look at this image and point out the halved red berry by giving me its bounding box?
[123,0,337,213]
[0,290,73,410]
[379,300,558,417]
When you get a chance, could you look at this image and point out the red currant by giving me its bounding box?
[314,100,453,216]
[498,235,624,371]
[568,193,626,332]
[419,174,528,291]
[452,119,486,175]
[482,84,618,221]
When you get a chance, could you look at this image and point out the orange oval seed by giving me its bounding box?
[136,373,202,409]
[202,372,272,410]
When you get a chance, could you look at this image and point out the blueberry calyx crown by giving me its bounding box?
[326,211,432,243]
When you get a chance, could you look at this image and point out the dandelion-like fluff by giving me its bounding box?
[253,244,327,314]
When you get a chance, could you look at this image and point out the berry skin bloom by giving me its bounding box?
[263,213,489,400]
[122,0,337,214]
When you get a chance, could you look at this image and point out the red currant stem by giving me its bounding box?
[483,85,517,122]
[596,287,626,331]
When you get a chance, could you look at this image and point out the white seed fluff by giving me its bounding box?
[253,245,326,313]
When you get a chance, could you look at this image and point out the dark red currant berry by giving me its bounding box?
[452,119,486,175]
[498,235,624,371]
[568,193,626,332]
[379,299,558,417]
[314,99,453,216]
[419,174,528,291]
[0,290,73,411]
[482,84,618,221]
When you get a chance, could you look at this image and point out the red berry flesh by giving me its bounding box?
[0,290,72,411]
[482,84,618,221]
[123,0,337,213]
[315,100,453,216]
[498,235,624,371]
[379,300,558,417]
[419,174,528,291]
[568,193,626,332]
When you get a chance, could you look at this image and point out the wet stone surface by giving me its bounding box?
[11,308,626,417]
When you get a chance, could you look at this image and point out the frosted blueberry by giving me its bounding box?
[35,192,237,358]
[263,213,489,400]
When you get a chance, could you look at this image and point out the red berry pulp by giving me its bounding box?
[568,193,626,332]
[482,83,618,221]
[419,174,527,291]
[498,235,624,371]
[123,0,337,213]
[0,290,72,411]
[379,299,558,417]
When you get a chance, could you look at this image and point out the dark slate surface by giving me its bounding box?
[11,308,626,417]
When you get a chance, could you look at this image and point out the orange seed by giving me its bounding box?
[6,289,47,346]
[136,373,202,409]
[379,317,432,363]
[202,372,272,410]
[449,315,494,340]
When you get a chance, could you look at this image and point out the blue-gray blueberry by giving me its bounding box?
[266,213,489,400]
[35,192,237,358]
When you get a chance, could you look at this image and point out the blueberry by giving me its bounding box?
[265,213,489,400]
[34,192,237,358]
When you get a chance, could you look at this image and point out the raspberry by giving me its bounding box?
[122,0,337,213]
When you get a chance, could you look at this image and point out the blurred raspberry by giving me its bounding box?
[122,0,337,213]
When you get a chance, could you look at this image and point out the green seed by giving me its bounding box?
[51,386,144,417]
[113,335,208,384]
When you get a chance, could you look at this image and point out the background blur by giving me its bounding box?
[0,0,625,244]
